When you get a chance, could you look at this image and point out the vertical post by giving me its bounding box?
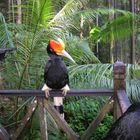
[113,60,126,120]
[38,98,48,140]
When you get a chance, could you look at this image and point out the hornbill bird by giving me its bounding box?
[42,38,75,117]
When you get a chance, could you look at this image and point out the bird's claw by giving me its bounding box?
[44,89,50,98]
[62,90,68,96]
[42,84,51,99]
[61,84,70,96]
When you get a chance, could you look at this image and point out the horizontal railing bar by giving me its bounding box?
[0,89,114,97]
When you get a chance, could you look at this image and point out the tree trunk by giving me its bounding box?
[80,15,84,39]
[129,0,135,64]
[108,0,115,63]
[80,5,84,39]
[7,0,11,21]
[14,0,22,129]
[16,0,22,24]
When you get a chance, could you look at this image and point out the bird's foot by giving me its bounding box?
[42,84,52,98]
[44,89,50,98]
[61,84,70,96]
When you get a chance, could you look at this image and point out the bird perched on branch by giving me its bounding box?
[42,38,75,116]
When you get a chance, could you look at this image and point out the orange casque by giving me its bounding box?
[50,40,65,53]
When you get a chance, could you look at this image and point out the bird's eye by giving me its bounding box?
[50,48,53,52]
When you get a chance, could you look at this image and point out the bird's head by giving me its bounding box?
[47,38,75,63]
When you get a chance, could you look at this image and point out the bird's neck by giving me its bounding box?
[49,54,62,61]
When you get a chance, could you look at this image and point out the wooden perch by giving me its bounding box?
[0,89,113,97]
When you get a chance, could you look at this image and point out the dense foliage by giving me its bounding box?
[0,0,140,139]
[65,97,113,140]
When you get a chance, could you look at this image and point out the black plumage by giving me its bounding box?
[103,103,140,140]
[44,43,69,89]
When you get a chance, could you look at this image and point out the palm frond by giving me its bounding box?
[0,12,14,48]
[126,64,140,102]
[69,63,113,89]
[62,35,100,65]
[90,10,139,43]
[69,63,140,103]
[74,8,134,20]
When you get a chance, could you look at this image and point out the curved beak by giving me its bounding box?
[57,50,76,63]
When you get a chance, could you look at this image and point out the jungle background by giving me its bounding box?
[0,0,140,140]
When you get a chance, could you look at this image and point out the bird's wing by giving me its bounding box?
[44,60,51,83]
[59,60,69,85]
